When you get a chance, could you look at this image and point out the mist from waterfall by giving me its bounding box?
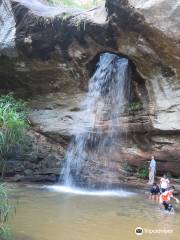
[60,53,130,189]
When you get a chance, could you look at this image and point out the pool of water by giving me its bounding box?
[9,184,180,240]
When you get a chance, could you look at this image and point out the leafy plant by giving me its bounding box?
[0,93,29,178]
[123,163,134,173]
[128,101,143,112]
[137,165,149,179]
[0,184,15,240]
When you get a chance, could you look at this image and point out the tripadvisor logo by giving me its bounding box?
[135,227,144,235]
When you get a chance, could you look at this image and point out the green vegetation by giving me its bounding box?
[128,101,143,112]
[166,172,172,180]
[124,163,149,179]
[0,184,15,240]
[137,165,149,179]
[0,93,29,178]
[175,177,180,183]
[47,0,104,9]
[123,163,134,173]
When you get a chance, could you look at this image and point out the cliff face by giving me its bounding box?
[0,0,179,182]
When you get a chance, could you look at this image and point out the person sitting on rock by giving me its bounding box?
[160,174,170,193]
[150,182,160,201]
[159,186,179,212]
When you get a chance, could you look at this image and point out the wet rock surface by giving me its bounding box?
[0,0,180,182]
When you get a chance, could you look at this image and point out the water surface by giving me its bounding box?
[9,184,180,240]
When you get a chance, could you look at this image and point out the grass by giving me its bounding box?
[0,93,29,178]
[0,184,15,240]
[47,0,104,9]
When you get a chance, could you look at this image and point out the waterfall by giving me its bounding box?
[60,53,130,189]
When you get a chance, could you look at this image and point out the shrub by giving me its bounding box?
[128,102,143,112]
[0,93,29,178]
[123,163,134,173]
[137,165,149,179]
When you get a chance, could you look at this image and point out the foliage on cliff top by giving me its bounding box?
[47,0,104,9]
[0,93,29,178]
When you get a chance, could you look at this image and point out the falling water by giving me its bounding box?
[61,53,130,189]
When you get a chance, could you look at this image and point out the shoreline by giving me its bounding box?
[2,176,180,195]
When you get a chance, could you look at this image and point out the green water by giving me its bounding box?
[9,184,180,240]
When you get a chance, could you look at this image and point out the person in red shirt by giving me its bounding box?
[159,186,179,212]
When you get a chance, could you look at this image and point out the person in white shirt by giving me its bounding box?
[160,174,170,193]
[148,156,156,185]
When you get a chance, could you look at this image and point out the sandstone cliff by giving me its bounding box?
[0,0,179,182]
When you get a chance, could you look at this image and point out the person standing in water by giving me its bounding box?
[150,182,160,201]
[148,156,156,185]
[160,174,170,193]
[159,186,179,212]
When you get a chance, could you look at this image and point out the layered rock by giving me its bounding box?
[0,0,179,182]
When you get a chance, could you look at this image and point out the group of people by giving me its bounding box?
[148,156,179,212]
